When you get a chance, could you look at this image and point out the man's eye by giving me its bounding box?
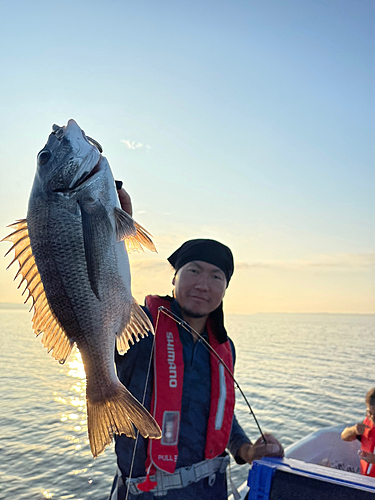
[213,274,223,280]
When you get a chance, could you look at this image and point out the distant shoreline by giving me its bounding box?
[0,302,373,315]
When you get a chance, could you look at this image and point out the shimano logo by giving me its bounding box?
[166,331,177,387]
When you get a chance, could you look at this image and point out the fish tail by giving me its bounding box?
[87,382,161,458]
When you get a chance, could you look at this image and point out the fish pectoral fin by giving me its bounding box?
[114,206,137,241]
[87,382,161,458]
[116,298,154,354]
[3,219,74,363]
[114,207,157,253]
[80,198,113,300]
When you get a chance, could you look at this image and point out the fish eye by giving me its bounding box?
[37,149,51,165]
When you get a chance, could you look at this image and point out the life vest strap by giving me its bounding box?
[124,455,230,496]
[145,295,235,472]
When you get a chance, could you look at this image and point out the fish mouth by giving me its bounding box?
[52,119,103,193]
[74,157,102,188]
[53,157,102,193]
[67,121,103,190]
[53,120,103,151]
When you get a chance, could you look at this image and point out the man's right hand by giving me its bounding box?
[116,185,133,216]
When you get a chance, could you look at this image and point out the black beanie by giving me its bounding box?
[167,239,234,287]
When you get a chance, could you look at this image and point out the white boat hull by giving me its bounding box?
[228,424,367,500]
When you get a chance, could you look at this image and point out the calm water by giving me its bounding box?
[0,307,374,499]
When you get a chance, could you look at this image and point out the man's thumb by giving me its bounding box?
[266,444,280,454]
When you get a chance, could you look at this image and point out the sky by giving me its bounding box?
[0,0,373,313]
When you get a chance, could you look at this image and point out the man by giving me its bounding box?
[109,188,283,499]
[341,387,375,477]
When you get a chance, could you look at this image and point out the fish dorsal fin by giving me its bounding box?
[116,298,154,354]
[2,219,74,363]
[114,207,157,253]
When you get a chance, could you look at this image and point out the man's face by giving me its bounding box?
[173,260,227,319]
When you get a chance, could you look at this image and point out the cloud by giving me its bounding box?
[121,140,152,151]
[236,253,375,272]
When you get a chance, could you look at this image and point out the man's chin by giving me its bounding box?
[180,306,207,320]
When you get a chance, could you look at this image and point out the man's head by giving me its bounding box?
[365,388,375,422]
[168,239,234,320]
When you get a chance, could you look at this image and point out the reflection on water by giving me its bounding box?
[0,310,114,500]
[0,309,374,499]
[53,350,88,454]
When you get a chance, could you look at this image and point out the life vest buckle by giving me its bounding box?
[208,473,216,486]
[180,465,196,486]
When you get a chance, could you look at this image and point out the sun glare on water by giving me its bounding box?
[67,351,86,380]
[52,348,89,456]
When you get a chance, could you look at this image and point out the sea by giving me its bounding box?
[0,304,374,500]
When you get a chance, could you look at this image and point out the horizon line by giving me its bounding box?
[0,302,373,315]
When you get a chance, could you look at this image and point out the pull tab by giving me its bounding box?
[137,466,158,492]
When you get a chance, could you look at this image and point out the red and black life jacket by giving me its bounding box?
[145,295,235,474]
[360,417,375,477]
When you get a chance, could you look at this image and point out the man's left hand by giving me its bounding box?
[238,433,284,464]
[359,450,375,464]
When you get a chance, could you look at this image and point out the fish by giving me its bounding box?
[2,119,161,457]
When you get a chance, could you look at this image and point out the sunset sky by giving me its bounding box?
[0,0,373,313]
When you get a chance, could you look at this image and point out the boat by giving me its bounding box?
[228,424,375,499]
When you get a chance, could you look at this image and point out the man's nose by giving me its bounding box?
[195,274,209,290]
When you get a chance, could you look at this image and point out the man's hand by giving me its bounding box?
[238,433,284,464]
[117,185,133,216]
[341,422,369,441]
[354,422,370,435]
[359,450,375,463]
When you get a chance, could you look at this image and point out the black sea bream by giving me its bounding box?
[3,119,161,457]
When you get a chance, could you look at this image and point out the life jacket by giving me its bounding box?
[360,417,375,477]
[145,295,235,474]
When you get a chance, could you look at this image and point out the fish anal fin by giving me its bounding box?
[87,382,161,458]
[116,298,154,355]
[3,219,73,364]
[114,207,157,253]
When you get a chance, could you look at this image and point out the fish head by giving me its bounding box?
[32,119,102,196]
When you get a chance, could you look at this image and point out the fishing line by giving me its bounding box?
[158,306,267,444]
[125,312,159,500]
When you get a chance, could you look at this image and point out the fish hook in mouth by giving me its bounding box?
[86,136,103,153]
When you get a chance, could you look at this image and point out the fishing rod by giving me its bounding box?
[157,306,267,444]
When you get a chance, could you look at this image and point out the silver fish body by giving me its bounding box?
[3,119,161,457]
